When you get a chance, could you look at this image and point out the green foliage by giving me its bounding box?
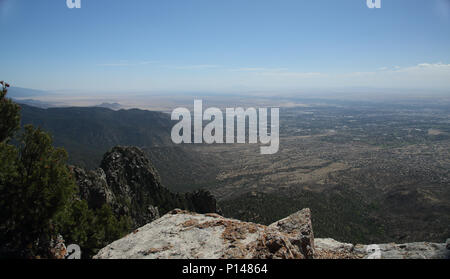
[0,125,77,257]
[90,204,132,251]
[56,201,132,258]
[57,200,94,247]
[219,188,387,244]
[0,88,132,258]
[0,82,20,142]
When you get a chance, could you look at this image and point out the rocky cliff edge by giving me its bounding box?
[94,208,449,259]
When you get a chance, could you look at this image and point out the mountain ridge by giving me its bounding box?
[72,146,218,229]
[20,104,173,169]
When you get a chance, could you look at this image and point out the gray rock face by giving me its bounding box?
[72,167,114,210]
[99,146,168,226]
[93,206,449,259]
[353,242,449,259]
[269,208,314,258]
[315,238,354,253]
[147,205,160,221]
[72,146,218,228]
[315,238,449,259]
[94,209,312,259]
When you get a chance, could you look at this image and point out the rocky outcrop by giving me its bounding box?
[93,207,449,259]
[72,146,218,228]
[94,209,313,259]
[314,238,360,259]
[72,167,114,210]
[73,146,449,260]
[314,238,450,259]
[269,208,314,259]
[48,235,67,260]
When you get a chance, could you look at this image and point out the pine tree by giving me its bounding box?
[0,82,131,258]
[0,81,20,143]
[0,124,77,257]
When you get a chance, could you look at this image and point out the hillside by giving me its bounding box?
[17,103,450,245]
[20,104,173,169]
[73,146,218,228]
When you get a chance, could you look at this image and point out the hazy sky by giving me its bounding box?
[1,0,450,93]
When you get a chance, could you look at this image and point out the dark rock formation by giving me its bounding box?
[72,146,218,228]
[72,167,114,210]
[184,189,219,215]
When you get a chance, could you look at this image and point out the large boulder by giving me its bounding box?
[92,207,449,259]
[94,209,313,259]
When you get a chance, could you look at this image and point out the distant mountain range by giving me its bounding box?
[19,104,218,193]
[13,99,56,109]
[20,104,174,169]
[7,87,50,98]
[8,87,60,108]
[95,102,123,110]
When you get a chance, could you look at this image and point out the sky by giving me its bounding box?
[1,0,450,94]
